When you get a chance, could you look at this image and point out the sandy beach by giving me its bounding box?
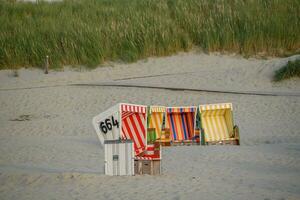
[0,52,300,200]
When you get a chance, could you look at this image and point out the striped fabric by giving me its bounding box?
[134,156,159,160]
[121,104,146,113]
[166,107,196,113]
[150,106,166,113]
[166,107,196,141]
[199,103,234,142]
[135,144,161,160]
[199,103,232,111]
[149,106,166,139]
[121,104,147,156]
[144,145,155,155]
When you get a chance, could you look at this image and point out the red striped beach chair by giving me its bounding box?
[120,103,148,155]
[93,103,148,156]
[93,103,161,175]
[166,106,197,145]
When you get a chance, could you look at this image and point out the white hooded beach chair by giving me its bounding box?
[93,103,148,155]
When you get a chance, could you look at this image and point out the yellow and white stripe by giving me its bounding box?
[150,106,166,113]
[199,103,234,142]
[200,103,232,112]
[149,106,166,139]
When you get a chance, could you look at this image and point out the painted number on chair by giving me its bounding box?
[99,116,119,134]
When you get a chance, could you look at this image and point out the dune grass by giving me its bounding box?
[274,59,300,81]
[0,0,299,69]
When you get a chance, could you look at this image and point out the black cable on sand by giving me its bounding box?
[73,83,300,97]
[0,82,299,97]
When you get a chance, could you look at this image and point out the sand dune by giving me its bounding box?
[0,52,299,200]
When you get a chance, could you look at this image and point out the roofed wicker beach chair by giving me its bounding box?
[166,106,197,145]
[199,103,240,145]
[119,103,148,155]
[147,106,171,146]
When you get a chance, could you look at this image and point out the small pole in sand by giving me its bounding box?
[45,55,49,74]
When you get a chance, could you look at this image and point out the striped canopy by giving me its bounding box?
[121,104,147,156]
[166,107,196,113]
[121,104,147,113]
[166,106,197,141]
[199,103,232,111]
[150,106,166,113]
[148,106,166,139]
[199,103,234,142]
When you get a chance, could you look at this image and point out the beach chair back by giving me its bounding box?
[120,103,147,156]
[93,104,121,145]
[166,106,197,142]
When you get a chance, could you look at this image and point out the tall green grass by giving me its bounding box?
[0,0,299,69]
[274,59,300,81]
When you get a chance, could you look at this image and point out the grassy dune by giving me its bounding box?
[0,0,299,69]
[274,59,300,81]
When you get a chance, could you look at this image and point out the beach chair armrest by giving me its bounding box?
[233,125,239,139]
[229,125,238,138]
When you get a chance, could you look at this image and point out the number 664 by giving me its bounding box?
[99,116,119,134]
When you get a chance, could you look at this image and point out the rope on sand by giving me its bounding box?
[0,82,299,97]
[0,84,68,91]
[73,83,300,97]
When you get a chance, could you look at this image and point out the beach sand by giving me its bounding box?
[0,52,299,200]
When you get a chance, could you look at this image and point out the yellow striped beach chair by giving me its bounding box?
[199,103,240,145]
[148,106,166,139]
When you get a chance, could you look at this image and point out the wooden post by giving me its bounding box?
[45,55,49,74]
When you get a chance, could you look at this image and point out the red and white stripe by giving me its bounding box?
[134,156,161,160]
[144,144,155,155]
[121,111,134,120]
[134,156,153,160]
[121,104,146,113]
[135,144,161,160]
[134,156,155,160]
[121,112,146,155]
